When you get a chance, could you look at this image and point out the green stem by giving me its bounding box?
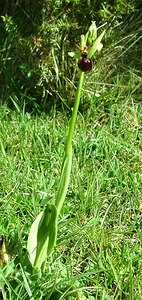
[65,71,84,155]
[55,71,84,214]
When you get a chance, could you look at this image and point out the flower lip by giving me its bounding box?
[78,52,93,72]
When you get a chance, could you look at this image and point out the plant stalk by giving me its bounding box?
[55,71,84,214]
[65,71,84,155]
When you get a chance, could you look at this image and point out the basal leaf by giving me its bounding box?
[27,203,58,269]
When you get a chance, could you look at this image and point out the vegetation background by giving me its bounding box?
[0,0,142,299]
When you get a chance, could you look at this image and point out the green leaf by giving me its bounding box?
[88,30,105,58]
[27,211,43,266]
[27,203,58,269]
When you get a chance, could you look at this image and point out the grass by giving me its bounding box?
[0,76,142,298]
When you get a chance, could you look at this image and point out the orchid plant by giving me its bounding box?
[27,21,105,270]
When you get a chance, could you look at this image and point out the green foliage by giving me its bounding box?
[0,3,142,297]
[0,0,137,111]
[27,203,58,269]
[0,95,142,298]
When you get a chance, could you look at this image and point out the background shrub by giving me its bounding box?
[0,0,139,111]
